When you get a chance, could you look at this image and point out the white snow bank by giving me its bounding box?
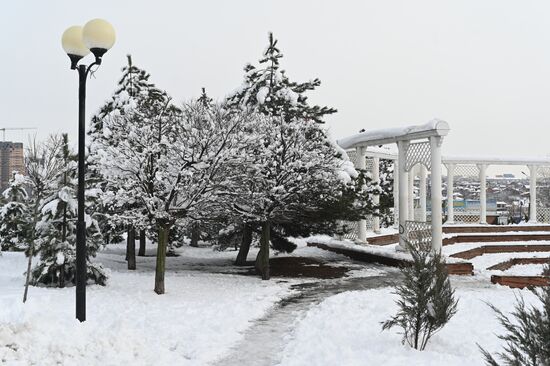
[278,285,540,366]
[0,252,291,365]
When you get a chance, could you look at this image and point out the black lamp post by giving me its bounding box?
[61,19,115,322]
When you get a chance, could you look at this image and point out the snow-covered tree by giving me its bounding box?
[95,100,249,294]
[479,263,550,366]
[21,136,65,301]
[226,32,336,124]
[89,54,170,250]
[226,113,363,279]
[0,173,29,252]
[382,243,458,350]
[223,33,373,271]
[32,134,106,287]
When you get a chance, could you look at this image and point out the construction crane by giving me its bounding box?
[0,127,38,142]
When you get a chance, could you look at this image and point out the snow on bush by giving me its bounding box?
[479,263,550,366]
[382,244,458,351]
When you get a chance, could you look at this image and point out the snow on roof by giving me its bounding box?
[337,119,450,149]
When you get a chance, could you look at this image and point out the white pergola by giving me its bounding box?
[338,119,450,251]
[337,120,550,251]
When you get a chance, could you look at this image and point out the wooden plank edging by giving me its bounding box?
[308,242,473,275]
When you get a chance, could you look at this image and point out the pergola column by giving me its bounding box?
[372,157,381,233]
[419,165,427,222]
[408,165,415,220]
[356,146,367,241]
[430,136,443,252]
[397,140,410,250]
[446,163,455,224]
[529,165,537,223]
[478,164,487,224]
[393,160,399,229]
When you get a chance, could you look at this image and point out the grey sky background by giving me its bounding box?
[2,1,550,175]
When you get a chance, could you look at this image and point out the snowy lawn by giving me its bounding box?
[277,277,541,366]
[0,247,294,366]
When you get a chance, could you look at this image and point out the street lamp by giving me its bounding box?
[61,19,115,322]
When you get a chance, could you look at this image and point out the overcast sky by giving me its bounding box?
[3,1,550,175]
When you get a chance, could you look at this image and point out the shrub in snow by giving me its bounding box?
[382,243,458,350]
[0,172,29,252]
[478,263,550,366]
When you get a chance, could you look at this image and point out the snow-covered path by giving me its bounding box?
[212,272,398,366]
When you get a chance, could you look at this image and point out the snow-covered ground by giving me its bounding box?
[277,277,541,366]
[1,240,546,365]
[0,247,294,366]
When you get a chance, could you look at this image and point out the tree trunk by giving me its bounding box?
[138,229,146,256]
[154,222,169,294]
[127,226,136,270]
[190,225,200,247]
[59,264,65,288]
[23,244,34,303]
[235,224,252,266]
[255,221,270,280]
[125,228,129,261]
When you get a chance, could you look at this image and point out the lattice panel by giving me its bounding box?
[365,157,374,172]
[339,216,374,240]
[405,141,431,172]
[346,150,357,165]
[453,164,479,178]
[365,215,374,230]
[537,207,550,224]
[403,220,432,247]
[453,213,480,223]
[340,221,358,240]
[536,166,550,180]
[536,167,550,219]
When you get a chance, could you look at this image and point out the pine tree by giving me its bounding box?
[0,173,29,252]
[479,263,550,366]
[226,32,336,123]
[382,243,458,350]
[22,136,65,301]
[224,113,367,280]
[197,87,214,109]
[32,134,106,287]
[223,33,374,271]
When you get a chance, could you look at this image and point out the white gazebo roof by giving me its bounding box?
[337,119,450,150]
